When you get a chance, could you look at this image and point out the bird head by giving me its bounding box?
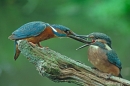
[86,32,111,47]
[75,32,112,50]
[50,24,77,37]
[48,24,91,43]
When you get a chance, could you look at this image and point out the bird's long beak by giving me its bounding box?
[68,33,91,50]
[68,32,91,44]
[75,35,89,39]
[76,44,90,50]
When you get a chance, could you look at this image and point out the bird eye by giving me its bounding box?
[65,30,70,34]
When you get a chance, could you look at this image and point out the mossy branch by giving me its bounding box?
[17,40,130,86]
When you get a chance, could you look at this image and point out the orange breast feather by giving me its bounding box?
[25,27,55,44]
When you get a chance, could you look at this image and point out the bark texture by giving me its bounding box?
[17,40,130,86]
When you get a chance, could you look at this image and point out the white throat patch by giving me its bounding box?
[90,45,99,49]
[50,26,57,32]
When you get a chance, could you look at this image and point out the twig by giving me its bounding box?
[17,40,130,86]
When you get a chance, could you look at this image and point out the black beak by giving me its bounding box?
[75,35,89,39]
[68,33,91,44]
[76,44,90,50]
[68,33,92,50]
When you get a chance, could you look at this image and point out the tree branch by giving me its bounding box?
[17,40,130,86]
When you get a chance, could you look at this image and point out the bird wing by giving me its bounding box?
[106,50,122,69]
[11,21,47,39]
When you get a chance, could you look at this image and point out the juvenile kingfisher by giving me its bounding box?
[8,21,79,60]
[76,32,122,77]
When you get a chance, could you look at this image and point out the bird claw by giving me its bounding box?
[45,47,49,49]
[29,42,45,48]
[37,43,43,48]
[29,42,36,47]
[98,73,112,79]
[106,74,112,79]
[40,47,49,50]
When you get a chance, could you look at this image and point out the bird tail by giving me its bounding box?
[118,69,123,78]
[8,35,15,40]
[8,34,18,40]
[14,41,21,60]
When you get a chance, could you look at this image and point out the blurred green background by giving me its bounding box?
[0,0,130,86]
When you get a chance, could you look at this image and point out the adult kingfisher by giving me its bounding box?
[8,21,80,60]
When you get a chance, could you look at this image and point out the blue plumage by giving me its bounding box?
[51,24,70,37]
[11,21,48,39]
[106,50,122,69]
[9,21,78,60]
[92,42,106,49]
[51,24,70,31]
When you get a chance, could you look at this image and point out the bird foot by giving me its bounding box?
[98,73,112,79]
[39,46,43,48]
[106,74,112,79]
[29,42,45,48]
[29,42,37,47]
[37,43,43,48]
[45,47,49,49]
[29,42,49,49]
[40,47,49,50]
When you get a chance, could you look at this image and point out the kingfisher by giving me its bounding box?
[76,32,122,77]
[8,21,79,60]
